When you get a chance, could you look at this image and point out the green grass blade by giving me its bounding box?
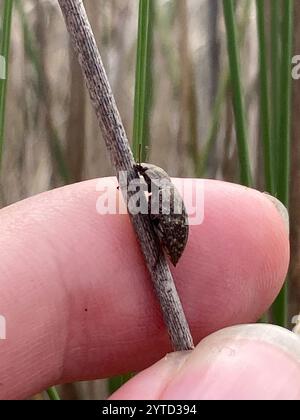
[108,373,134,395]
[197,73,228,177]
[0,0,13,169]
[222,0,252,187]
[199,0,251,178]
[277,1,293,207]
[141,0,154,161]
[46,386,61,401]
[270,0,281,180]
[256,0,274,194]
[132,0,152,161]
[109,0,154,395]
[272,0,294,328]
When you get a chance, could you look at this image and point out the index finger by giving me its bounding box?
[0,178,289,398]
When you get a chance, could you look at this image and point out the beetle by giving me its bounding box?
[135,163,189,266]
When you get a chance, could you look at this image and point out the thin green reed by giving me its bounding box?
[108,373,133,395]
[272,0,294,328]
[133,0,152,161]
[109,0,154,395]
[46,386,60,401]
[0,0,13,169]
[277,0,294,208]
[270,0,281,180]
[199,0,251,177]
[222,0,252,187]
[141,0,154,160]
[256,0,274,195]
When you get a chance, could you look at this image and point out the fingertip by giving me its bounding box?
[173,180,290,335]
[160,324,300,400]
[110,324,300,400]
[0,178,291,398]
[109,351,192,400]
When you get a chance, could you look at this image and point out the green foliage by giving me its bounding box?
[222,0,252,187]
[0,0,13,169]
[46,387,61,401]
[132,0,154,161]
[109,0,154,395]
[272,0,294,328]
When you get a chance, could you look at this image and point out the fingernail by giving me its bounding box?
[263,193,289,234]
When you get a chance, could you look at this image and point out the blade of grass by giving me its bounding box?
[108,373,134,395]
[270,0,281,182]
[197,73,228,177]
[222,0,252,187]
[132,0,152,161]
[0,0,13,169]
[198,0,251,178]
[277,0,294,207]
[139,0,154,161]
[109,0,154,394]
[272,0,294,328]
[256,0,274,194]
[46,386,61,401]
[256,0,274,324]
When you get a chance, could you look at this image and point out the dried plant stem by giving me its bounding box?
[57,0,194,351]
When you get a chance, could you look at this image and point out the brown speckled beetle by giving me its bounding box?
[135,163,189,266]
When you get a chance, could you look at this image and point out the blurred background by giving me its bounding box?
[0,0,299,399]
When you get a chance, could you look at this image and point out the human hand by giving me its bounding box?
[0,178,297,400]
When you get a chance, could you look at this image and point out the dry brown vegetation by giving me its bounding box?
[1,0,300,399]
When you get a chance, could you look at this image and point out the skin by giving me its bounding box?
[0,177,295,400]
